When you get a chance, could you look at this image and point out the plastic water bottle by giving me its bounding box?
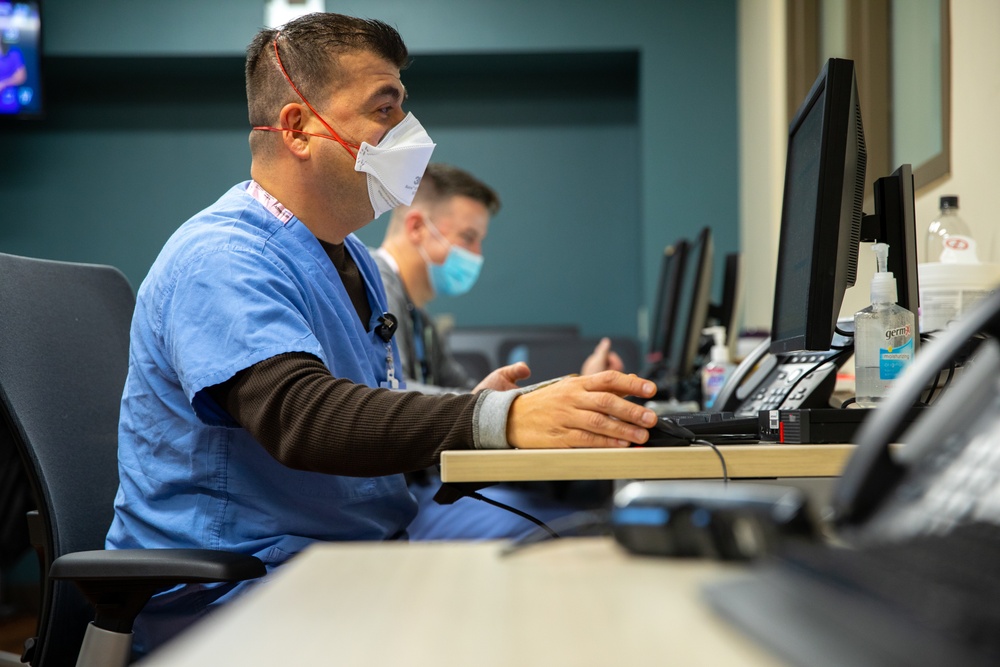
[925,195,977,264]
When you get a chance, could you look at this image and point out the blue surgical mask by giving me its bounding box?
[420,220,483,297]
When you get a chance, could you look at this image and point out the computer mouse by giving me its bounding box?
[635,418,697,447]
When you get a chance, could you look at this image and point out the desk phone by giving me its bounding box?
[712,328,854,418]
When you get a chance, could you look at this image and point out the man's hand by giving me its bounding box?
[506,371,657,448]
[580,337,625,375]
[473,362,531,393]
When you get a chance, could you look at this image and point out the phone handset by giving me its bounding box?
[712,338,777,413]
[832,289,1000,529]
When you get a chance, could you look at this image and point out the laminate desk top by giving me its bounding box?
[440,444,855,483]
[141,538,784,667]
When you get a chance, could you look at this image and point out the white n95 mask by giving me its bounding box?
[354,113,436,219]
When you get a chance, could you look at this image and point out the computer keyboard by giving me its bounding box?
[669,411,760,442]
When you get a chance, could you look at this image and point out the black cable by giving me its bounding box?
[916,331,941,405]
[783,347,853,401]
[467,491,560,538]
[832,327,856,349]
[921,370,939,406]
[692,439,729,483]
[500,509,611,557]
[940,363,957,392]
[923,362,956,406]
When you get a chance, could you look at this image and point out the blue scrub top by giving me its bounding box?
[107,182,416,569]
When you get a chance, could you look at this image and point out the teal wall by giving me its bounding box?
[1,0,737,343]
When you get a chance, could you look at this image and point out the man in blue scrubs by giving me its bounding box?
[106,12,658,654]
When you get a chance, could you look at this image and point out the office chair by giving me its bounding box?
[0,252,265,667]
[448,325,580,369]
[501,336,642,379]
[450,350,493,383]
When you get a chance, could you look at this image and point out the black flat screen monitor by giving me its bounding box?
[0,1,42,120]
[864,163,919,349]
[770,57,867,355]
[718,253,740,334]
[708,252,741,353]
[646,243,685,366]
[668,226,713,380]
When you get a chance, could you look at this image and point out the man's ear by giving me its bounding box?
[403,209,428,245]
[277,103,311,159]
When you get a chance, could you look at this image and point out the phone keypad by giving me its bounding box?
[735,352,841,417]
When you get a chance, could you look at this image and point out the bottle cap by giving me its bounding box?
[940,195,959,209]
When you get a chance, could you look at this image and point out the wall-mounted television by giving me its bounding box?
[0,0,43,119]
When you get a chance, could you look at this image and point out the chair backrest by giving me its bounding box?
[450,350,493,383]
[502,336,643,380]
[448,325,580,369]
[0,253,135,667]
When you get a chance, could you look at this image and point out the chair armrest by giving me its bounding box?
[50,549,265,584]
[48,549,266,634]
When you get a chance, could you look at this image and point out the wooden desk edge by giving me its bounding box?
[441,444,856,482]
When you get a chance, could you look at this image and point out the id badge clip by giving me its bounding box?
[377,312,400,389]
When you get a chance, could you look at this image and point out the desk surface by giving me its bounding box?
[440,444,855,483]
[141,538,784,667]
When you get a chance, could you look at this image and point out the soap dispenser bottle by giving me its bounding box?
[701,326,734,410]
[854,243,916,408]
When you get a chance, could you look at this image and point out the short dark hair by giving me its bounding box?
[414,163,502,216]
[246,12,408,131]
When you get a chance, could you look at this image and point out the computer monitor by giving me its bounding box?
[646,242,685,368]
[0,0,43,120]
[770,57,867,355]
[667,226,714,382]
[708,252,741,354]
[862,163,920,349]
[718,253,740,333]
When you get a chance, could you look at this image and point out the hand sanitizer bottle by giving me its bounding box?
[701,326,734,410]
[854,243,916,408]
